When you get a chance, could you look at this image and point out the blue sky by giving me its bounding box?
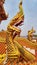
[0,0,37,36]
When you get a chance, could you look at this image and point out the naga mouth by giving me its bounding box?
[19,21,24,26]
[14,15,24,26]
[15,20,24,26]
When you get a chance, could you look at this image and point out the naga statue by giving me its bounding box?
[0,0,8,23]
[6,0,24,64]
[5,0,36,64]
[0,0,37,65]
[28,27,35,41]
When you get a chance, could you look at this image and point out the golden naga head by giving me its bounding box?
[0,54,6,64]
[28,27,36,35]
[15,0,24,26]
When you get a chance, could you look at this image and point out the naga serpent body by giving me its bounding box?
[6,0,24,65]
[0,0,37,65]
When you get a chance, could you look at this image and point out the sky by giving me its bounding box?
[0,0,37,36]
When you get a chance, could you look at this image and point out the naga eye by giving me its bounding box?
[2,57,3,59]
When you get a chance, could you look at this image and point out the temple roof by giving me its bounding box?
[0,31,6,43]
